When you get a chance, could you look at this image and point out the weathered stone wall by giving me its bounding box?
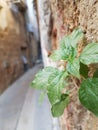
[50,0,98,130]
[50,0,98,46]
[0,1,38,93]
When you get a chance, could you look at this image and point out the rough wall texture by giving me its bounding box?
[0,1,38,93]
[50,0,98,130]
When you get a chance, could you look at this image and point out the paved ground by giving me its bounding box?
[0,64,60,130]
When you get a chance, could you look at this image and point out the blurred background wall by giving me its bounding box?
[0,0,39,93]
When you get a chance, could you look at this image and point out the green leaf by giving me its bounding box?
[70,28,84,48]
[50,28,83,62]
[50,49,67,61]
[80,43,98,65]
[64,36,71,49]
[51,94,69,117]
[31,67,57,89]
[80,62,89,78]
[68,46,77,60]
[79,78,98,116]
[60,37,66,49]
[66,58,80,79]
[93,69,98,78]
[60,28,83,49]
[50,47,77,62]
[47,71,68,105]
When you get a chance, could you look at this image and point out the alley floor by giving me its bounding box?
[0,63,60,130]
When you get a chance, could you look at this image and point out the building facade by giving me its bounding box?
[0,0,38,93]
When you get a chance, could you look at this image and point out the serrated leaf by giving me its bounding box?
[47,71,68,105]
[50,29,83,62]
[60,37,66,49]
[60,28,83,49]
[51,94,69,117]
[31,67,57,89]
[68,46,77,60]
[50,49,67,61]
[80,62,89,78]
[79,78,98,116]
[70,28,84,48]
[80,43,98,65]
[67,58,80,79]
[64,36,71,49]
[50,47,76,62]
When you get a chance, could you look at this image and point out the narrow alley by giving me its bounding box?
[0,63,60,130]
[1,0,98,130]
